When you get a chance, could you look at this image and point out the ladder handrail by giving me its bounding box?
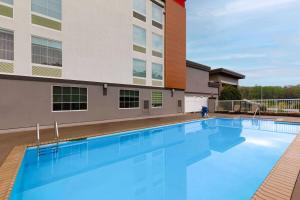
[54,121,60,148]
[37,122,60,156]
[55,121,59,139]
[36,123,40,151]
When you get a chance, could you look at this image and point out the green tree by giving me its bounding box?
[219,86,242,100]
[239,85,300,99]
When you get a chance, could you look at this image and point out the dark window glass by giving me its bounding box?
[53,86,62,94]
[119,90,139,108]
[52,86,88,111]
[53,95,62,103]
[0,29,14,61]
[53,103,61,111]
[62,103,71,110]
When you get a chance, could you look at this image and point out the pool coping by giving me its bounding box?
[252,132,300,200]
[0,145,26,200]
[0,117,299,200]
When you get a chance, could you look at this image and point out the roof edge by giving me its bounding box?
[210,68,245,79]
[186,60,211,72]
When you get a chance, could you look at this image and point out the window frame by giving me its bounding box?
[152,2,164,25]
[31,0,62,21]
[31,35,62,68]
[133,0,147,17]
[119,89,140,110]
[151,91,163,108]
[152,62,164,81]
[152,33,164,54]
[51,85,88,112]
[133,58,147,79]
[0,28,14,61]
[133,25,147,48]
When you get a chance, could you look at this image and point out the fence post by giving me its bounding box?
[232,101,234,112]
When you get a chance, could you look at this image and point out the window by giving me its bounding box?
[0,29,13,61]
[133,59,146,78]
[152,91,163,108]
[119,90,139,109]
[52,86,87,111]
[152,33,163,53]
[152,63,163,80]
[32,36,62,67]
[152,3,163,24]
[133,25,146,47]
[32,0,61,20]
[133,0,146,16]
[0,0,13,5]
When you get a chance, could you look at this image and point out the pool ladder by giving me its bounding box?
[253,107,261,119]
[36,121,60,156]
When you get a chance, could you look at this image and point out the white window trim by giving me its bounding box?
[0,58,14,63]
[51,85,88,112]
[0,1,13,8]
[118,89,140,110]
[133,76,147,80]
[31,63,62,69]
[151,91,163,109]
[31,11,62,22]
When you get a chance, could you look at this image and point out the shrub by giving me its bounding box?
[219,86,242,100]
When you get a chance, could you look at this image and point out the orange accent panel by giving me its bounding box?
[165,0,186,90]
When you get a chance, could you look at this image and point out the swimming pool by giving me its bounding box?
[10,118,300,200]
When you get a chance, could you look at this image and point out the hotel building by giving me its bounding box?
[0,0,186,130]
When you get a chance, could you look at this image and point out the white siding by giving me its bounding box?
[0,0,164,86]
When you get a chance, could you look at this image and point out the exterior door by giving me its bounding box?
[184,96,208,113]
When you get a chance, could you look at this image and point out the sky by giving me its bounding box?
[186,0,300,86]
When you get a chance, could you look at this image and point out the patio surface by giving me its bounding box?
[0,113,299,200]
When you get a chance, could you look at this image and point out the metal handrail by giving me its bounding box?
[54,121,60,149]
[36,123,40,153]
[253,107,260,119]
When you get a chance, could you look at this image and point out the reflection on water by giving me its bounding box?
[11,119,299,200]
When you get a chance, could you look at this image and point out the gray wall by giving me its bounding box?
[208,98,216,113]
[186,67,218,95]
[0,78,184,130]
[209,74,239,85]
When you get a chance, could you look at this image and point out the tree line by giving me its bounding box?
[239,85,300,99]
[219,85,300,100]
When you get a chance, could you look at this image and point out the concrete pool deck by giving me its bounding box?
[0,113,300,200]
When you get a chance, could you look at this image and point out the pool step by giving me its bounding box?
[38,146,59,156]
[36,121,60,156]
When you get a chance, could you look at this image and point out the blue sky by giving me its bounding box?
[186,0,300,86]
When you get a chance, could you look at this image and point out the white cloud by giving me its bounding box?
[213,0,297,16]
[200,53,266,61]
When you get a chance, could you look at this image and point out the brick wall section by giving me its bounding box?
[165,0,186,90]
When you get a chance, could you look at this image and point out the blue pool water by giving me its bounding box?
[10,118,300,200]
